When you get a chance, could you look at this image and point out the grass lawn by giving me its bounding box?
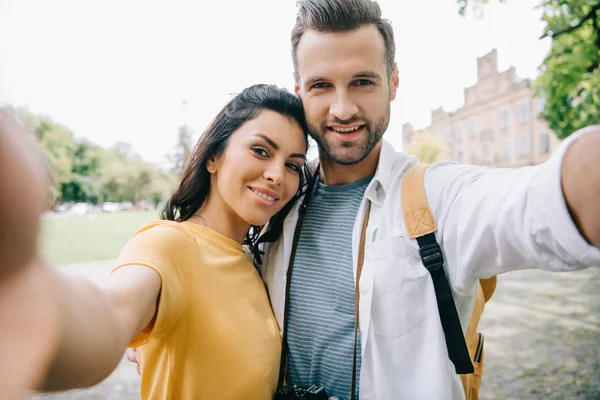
[40,210,161,265]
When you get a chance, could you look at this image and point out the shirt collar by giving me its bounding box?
[307,139,415,207]
[364,139,415,207]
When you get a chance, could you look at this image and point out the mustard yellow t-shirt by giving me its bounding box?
[115,220,281,400]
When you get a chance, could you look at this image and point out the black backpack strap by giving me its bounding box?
[416,233,474,374]
[401,163,474,374]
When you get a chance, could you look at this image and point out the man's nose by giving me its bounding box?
[329,90,358,122]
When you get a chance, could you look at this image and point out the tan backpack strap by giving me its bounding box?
[479,276,497,303]
[401,163,437,238]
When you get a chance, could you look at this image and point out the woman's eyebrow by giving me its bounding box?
[254,133,306,159]
[254,133,279,150]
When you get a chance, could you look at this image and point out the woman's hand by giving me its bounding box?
[0,108,61,399]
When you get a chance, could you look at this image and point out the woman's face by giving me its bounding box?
[208,109,307,227]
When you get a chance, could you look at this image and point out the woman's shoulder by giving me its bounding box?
[129,220,198,251]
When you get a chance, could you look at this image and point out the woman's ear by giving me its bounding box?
[206,157,217,174]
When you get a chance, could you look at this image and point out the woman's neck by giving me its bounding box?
[188,193,250,244]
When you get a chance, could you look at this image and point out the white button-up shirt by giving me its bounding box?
[261,128,600,400]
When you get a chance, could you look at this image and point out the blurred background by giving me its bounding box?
[1,0,598,398]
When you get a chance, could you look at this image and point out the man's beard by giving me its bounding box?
[308,107,390,166]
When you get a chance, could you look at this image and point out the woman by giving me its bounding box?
[6,84,310,399]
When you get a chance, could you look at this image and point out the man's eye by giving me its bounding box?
[311,82,329,89]
[355,79,373,86]
[252,147,268,156]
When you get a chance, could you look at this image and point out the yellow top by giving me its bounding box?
[115,220,281,400]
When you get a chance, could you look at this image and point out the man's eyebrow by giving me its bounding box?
[305,76,327,87]
[254,133,306,159]
[353,71,381,80]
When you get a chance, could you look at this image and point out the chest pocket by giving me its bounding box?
[368,236,426,337]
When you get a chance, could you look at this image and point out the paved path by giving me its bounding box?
[33,262,600,399]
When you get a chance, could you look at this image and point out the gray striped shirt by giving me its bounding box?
[287,175,372,400]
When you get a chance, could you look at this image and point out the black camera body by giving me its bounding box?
[274,384,342,400]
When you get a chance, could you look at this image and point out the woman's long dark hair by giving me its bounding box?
[161,84,310,266]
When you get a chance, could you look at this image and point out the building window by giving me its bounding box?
[457,151,463,163]
[499,110,509,130]
[502,141,510,161]
[540,132,550,155]
[537,96,546,114]
[483,144,491,163]
[470,148,478,164]
[435,129,443,142]
[517,103,530,124]
[468,119,477,138]
[445,127,453,143]
[455,124,463,141]
[519,137,530,158]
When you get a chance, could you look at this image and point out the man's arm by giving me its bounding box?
[561,125,600,247]
[423,125,600,293]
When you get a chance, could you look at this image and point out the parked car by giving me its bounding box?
[101,202,121,213]
[70,203,90,215]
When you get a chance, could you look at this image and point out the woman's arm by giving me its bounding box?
[0,108,162,394]
[41,265,161,391]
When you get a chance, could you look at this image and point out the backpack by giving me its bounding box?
[401,163,497,400]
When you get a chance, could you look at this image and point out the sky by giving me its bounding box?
[0,0,550,165]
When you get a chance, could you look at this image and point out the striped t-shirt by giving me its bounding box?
[286,175,372,400]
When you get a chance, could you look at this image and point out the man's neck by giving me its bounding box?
[318,141,382,186]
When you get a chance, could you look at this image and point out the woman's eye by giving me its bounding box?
[252,147,268,157]
[286,163,301,173]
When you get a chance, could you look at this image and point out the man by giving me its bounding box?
[2,0,599,398]
[259,0,600,399]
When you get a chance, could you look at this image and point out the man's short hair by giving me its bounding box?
[291,0,396,81]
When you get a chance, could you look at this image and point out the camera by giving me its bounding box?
[274,384,342,400]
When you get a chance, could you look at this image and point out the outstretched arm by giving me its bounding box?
[424,125,600,293]
[561,125,600,247]
[41,265,161,391]
[0,109,161,395]
[0,107,61,399]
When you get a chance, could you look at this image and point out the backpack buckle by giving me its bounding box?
[419,243,444,272]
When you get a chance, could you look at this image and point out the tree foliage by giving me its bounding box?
[406,131,447,164]
[458,0,600,139]
[14,107,178,206]
[536,0,600,139]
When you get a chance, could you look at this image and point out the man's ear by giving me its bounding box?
[389,63,399,101]
[294,74,301,95]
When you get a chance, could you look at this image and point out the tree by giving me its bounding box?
[457,0,506,17]
[168,125,195,176]
[61,141,104,204]
[406,131,447,164]
[15,108,75,202]
[458,0,600,139]
[536,0,600,139]
[13,107,178,206]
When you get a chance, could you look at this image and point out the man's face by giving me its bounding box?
[295,25,399,166]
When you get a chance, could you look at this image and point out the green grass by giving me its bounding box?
[40,210,161,265]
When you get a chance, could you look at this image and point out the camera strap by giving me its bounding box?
[277,168,371,400]
[349,200,370,400]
